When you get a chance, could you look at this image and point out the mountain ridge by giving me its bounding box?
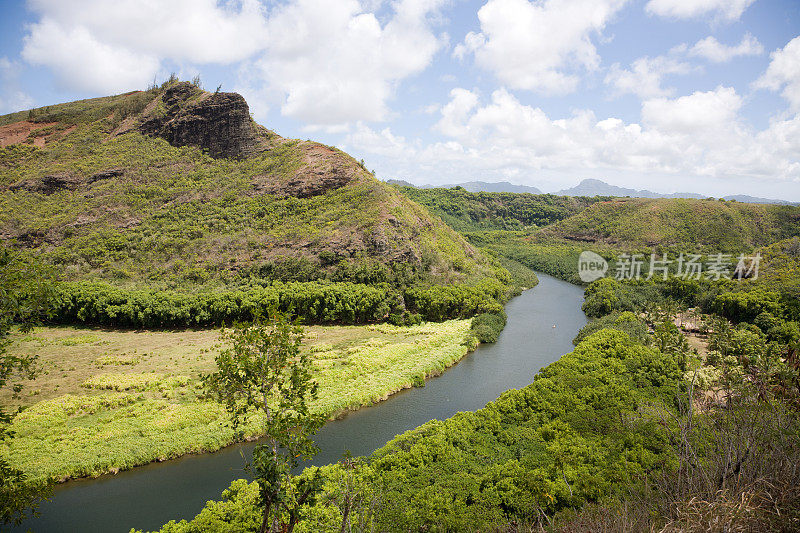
[385,179,542,194]
[386,177,795,205]
[0,82,498,290]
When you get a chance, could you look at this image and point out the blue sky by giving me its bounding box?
[1,0,799,200]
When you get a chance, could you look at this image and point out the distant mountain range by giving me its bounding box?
[556,179,796,205]
[555,179,703,199]
[386,179,542,194]
[386,178,795,206]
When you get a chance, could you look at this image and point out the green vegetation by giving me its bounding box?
[147,328,683,532]
[470,311,507,343]
[0,248,54,525]
[0,89,157,128]
[572,310,649,345]
[392,186,600,232]
[0,88,502,298]
[9,81,800,532]
[151,262,800,532]
[1,319,476,482]
[204,313,323,533]
[398,188,800,287]
[47,277,515,329]
[538,197,800,251]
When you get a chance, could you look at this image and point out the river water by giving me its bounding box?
[14,273,586,533]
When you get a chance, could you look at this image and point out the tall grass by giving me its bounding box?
[2,320,475,482]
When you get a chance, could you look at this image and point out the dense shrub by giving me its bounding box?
[51,281,394,327]
[49,279,511,328]
[403,279,508,322]
[573,310,649,345]
[470,311,507,343]
[712,289,783,323]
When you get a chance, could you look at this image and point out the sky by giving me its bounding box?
[1,0,799,200]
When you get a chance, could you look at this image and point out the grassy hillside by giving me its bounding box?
[758,236,800,300]
[0,83,498,295]
[396,190,800,285]
[391,185,602,232]
[537,197,800,251]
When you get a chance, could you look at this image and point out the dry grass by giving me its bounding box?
[2,323,449,408]
[1,326,224,408]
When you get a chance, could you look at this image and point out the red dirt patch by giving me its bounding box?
[0,120,59,148]
[0,120,76,148]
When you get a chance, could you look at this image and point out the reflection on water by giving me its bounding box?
[14,273,585,533]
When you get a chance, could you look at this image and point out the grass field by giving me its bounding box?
[2,320,475,482]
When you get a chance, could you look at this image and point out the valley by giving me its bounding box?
[1,80,799,533]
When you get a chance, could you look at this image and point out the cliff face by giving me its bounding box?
[138,82,256,159]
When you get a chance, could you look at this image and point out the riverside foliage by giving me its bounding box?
[2,320,477,483]
[147,263,800,532]
[146,327,684,532]
[49,278,512,328]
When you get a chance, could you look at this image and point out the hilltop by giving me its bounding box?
[556,178,703,200]
[0,82,499,293]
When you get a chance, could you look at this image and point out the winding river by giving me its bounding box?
[14,273,586,533]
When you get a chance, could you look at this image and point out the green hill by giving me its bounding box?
[537,197,800,252]
[758,236,800,299]
[0,82,498,294]
[395,189,800,284]
[390,185,602,232]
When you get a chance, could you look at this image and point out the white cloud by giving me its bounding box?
[754,36,800,111]
[248,0,446,128]
[642,86,742,133]
[21,0,269,94]
[346,86,800,185]
[605,56,692,99]
[26,0,268,64]
[689,33,763,62]
[434,87,479,137]
[22,20,160,94]
[347,122,417,158]
[19,0,445,127]
[645,0,756,22]
[0,57,34,113]
[455,0,629,94]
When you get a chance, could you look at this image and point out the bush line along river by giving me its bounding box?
[14,273,586,533]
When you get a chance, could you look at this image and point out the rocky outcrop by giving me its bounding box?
[88,168,124,183]
[138,82,256,159]
[257,162,353,198]
[10,173,82,194]
[9,168,124,194]
[252,143,362,198]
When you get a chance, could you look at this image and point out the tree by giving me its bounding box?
[325,452,382,533]
[0,247,54,525]
[203,312,324,533]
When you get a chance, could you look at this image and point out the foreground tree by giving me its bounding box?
[203,312,324,533]
[0,247,54,525]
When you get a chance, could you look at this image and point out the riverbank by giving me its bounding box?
[2,320,476,483]
[11,273,585,533]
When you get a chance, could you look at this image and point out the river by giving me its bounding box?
[14,273,586,532]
